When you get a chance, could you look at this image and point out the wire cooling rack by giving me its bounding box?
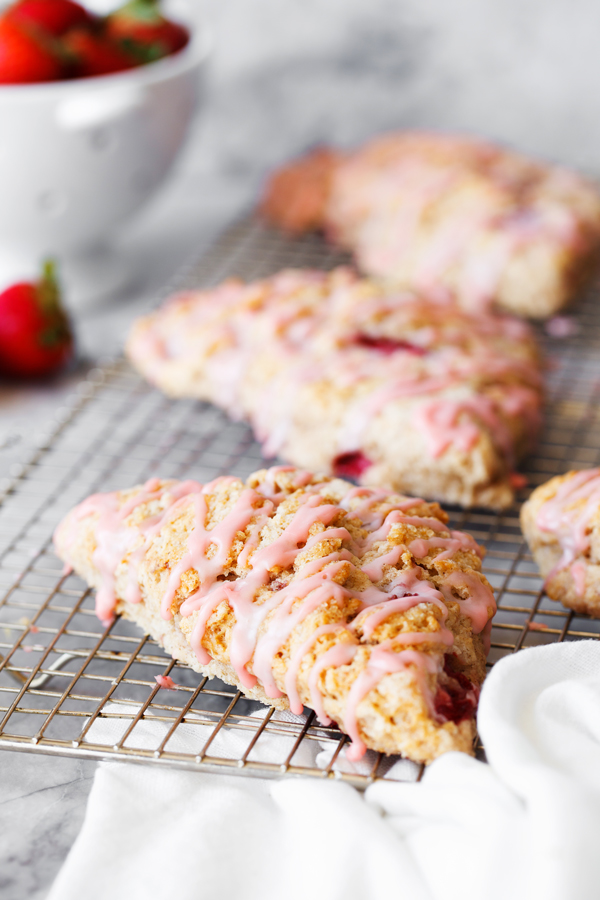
[0,217,599,788]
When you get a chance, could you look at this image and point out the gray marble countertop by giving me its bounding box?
[3,0,600,895]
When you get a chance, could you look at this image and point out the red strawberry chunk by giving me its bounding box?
[333,451,373,480]
[433,655,479,725]
[353,334,428,356]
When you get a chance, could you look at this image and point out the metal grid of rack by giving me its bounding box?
[0,216,599,788]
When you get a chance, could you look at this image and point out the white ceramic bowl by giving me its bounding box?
[0,23,210,303]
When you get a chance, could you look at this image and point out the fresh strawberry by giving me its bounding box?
[105,0,188,62]
[5,0,94,37]
[0,262,73,379]
[0,16,63,83]
[63,27,135,77]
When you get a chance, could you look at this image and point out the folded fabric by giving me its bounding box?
[48,641,600,900]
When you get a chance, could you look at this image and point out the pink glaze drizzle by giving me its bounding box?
[284,623,346,714]
[440,570,497,634]
[408,531,483,561]
[535,468,600,595]
[343,645,440,760]
[57,469,495,755]
[352,567,450,638]
[155,674,178,690]
[130,261,541,483]
[59,477,169,625]
[307,641,359,725]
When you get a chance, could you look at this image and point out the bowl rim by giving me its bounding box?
[0,21,211,99]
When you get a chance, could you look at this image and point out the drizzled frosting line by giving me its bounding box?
[55,471,495,758]
[535,468,600,595]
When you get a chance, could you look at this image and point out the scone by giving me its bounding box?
[126,267,543,509]
[521,469,600,616]
[261,132,600,318]
[54,466,497,764]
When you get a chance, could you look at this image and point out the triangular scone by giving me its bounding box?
[127,268,542,509]
[54,466,496,764]
[521,468,600,617]
[261,131,600,318]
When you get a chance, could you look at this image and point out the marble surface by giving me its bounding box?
[3,0,600,895]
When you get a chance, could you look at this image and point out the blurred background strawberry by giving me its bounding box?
[0,14,63,82]
[5,0,95,36]
[105,0,188,63]
[0,0,189,82]
[0,262,73,378]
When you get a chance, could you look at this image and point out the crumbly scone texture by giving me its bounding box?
[54,467,497,764]
[261,131,600,318]
[127,267,543,510]
[521,470,600,616]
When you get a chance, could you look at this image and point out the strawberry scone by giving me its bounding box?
[261,132,600,318]
[54,466,497,763]
[521,468,600,617]
[127,267,542,509]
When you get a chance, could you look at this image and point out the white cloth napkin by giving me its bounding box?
[48,641,600,900]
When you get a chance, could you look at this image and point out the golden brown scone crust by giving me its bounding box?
[127,267,542,510]
[54,467,497,764]
[261,132,600,318]
[521,469,600,616]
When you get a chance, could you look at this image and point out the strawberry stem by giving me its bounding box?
[38,259,61,313]
[112,0,162,24]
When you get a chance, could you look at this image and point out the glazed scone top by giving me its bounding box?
[262,131,600,313]
[128,267,542,467]
[331,132,600,263]
[533,468,600,595]
[55,466,496,759]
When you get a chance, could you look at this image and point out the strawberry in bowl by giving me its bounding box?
[0,0,190,84]
[0,15,64,82]
[5,0,95,37]
[0,0,208,304]
[106,0,189,63]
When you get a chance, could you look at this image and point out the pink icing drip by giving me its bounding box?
[332,134,588,312]
[480,617,493,655]
[155,674,177,690]
[57,477,167,625]
[245,495,342,572]
[343,645,440,760]
[248,564,351,698]
[307,641,359,725]
[59,469,493,738]
[304,526,360,556]
[340,487,423,530]
[440,570,496,634]
[339,375,453,453]
[536,468,600,588]
[409,531,483,561]
[361,509,434,550]
[256,466,315,503]
[354,567,450,636]
[417,394,516,462]
[125,480,204,605]
[183,495,344,685]
[570,561,587,597]
[284,624,346,714]
[361,545,405,581]
[236,510,273,569]
[161,487,269,619]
